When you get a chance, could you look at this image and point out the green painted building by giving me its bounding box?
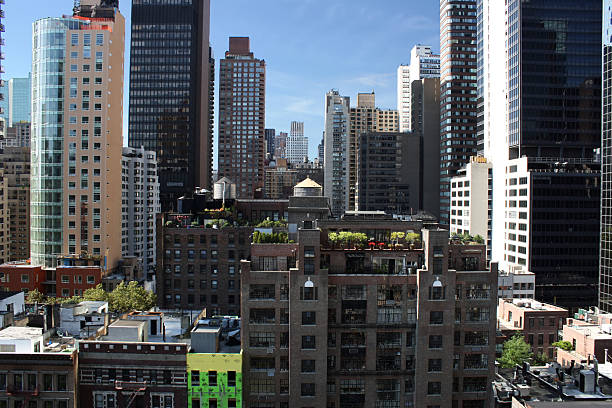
[187,352,243,408]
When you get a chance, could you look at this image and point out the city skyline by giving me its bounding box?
[4,0,439,165]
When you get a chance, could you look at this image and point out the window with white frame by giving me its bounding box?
[93,392,116,408]
[151,393,174,408]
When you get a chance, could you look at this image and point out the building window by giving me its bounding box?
[151,394,173,408]
[301,359,316,373]
[304,260,315,275]
[427,382,441,395]
[300,286,318,300]
[301,383,315,397]
[302,335,316,349]
[249,332,274,348]
[191,371,199,386]
[93,392,116,408]
[430,311,443,325]
[429,335,443,349]
[428,359,442,372]
[302,311,316,325]
[208,371,217,386]
[227,371,236,387]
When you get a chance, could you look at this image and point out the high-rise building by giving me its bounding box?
[121,146,160,277]
[241,223,497,408]
[357,79,440,217]
[3,121,30,148]
[264,159,298,199]
[348,92,399,211]
[480,0,602,309]
[218,37,266,198]
[317,135,324,165]
[0,169,7,265]
[286,121,308,164]
[601,0,612,312]
[31,0,124,269]
[450,157,492,259]
[8,74,31,127]
[265,128,275,157]
[323,90,350,217]
[439,0,478,226]
[357,131,416,213]
[274,131,287,159]
[0,1,4,149]
[397,45,440,133]
[0,147,31,261]
[411,77,441,218]
[128,0,214,211]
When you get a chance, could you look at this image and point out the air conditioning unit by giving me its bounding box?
[266,347,275,354]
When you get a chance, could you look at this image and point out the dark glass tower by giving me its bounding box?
[506,0,602,309]
[601,0,612,312]
[439,0,478,226]
[128,0,213,211]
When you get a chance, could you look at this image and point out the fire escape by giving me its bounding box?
[115,381,148,408]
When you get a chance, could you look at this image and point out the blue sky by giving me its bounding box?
[5,0,439,166]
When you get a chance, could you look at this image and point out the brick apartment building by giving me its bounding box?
[497,298,568,358]
[78,340,188,407]
[0,261,103,298]
[156,197,289,314]
[156,214,252,314]
[241,223,497,408]
[0,327,78,408]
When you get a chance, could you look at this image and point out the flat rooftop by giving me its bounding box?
[0,291,22,301]
[526,402,612,407]
[501,299,567,312]
[193,326,221,335]
[566,324,612,340]
[110,320,145,328]
[0,326,42,340]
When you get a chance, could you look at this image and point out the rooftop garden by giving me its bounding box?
[450,232,485,245]
[252,231,293,244]
[164,213,288,229]
[255,218,288,228]
[326,231,421,250]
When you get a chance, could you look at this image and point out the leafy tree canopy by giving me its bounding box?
[498,334,533,368]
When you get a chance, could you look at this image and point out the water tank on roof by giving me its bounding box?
[293,177,322,197]
[213,178,236,200]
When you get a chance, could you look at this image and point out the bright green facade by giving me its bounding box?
[187,352,243,408]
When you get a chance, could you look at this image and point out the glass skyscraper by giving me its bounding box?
[601,0,612,312]
[31,2,125,268]
[439,0,478,226]
[31,17,74,267]
[8,74,31,126]
[502,0,602,309]
[128,0,213,211]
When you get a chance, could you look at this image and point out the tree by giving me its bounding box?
[406,232,421,244]
[26,289,46,304]
[328,232,339,248]
[532,352,551,366]
[552,340,573,352]
[473,234,485,244]
[390,232,406,244]
[82,284,109,302]
[498,334,533,368]
[108,281,156,313]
